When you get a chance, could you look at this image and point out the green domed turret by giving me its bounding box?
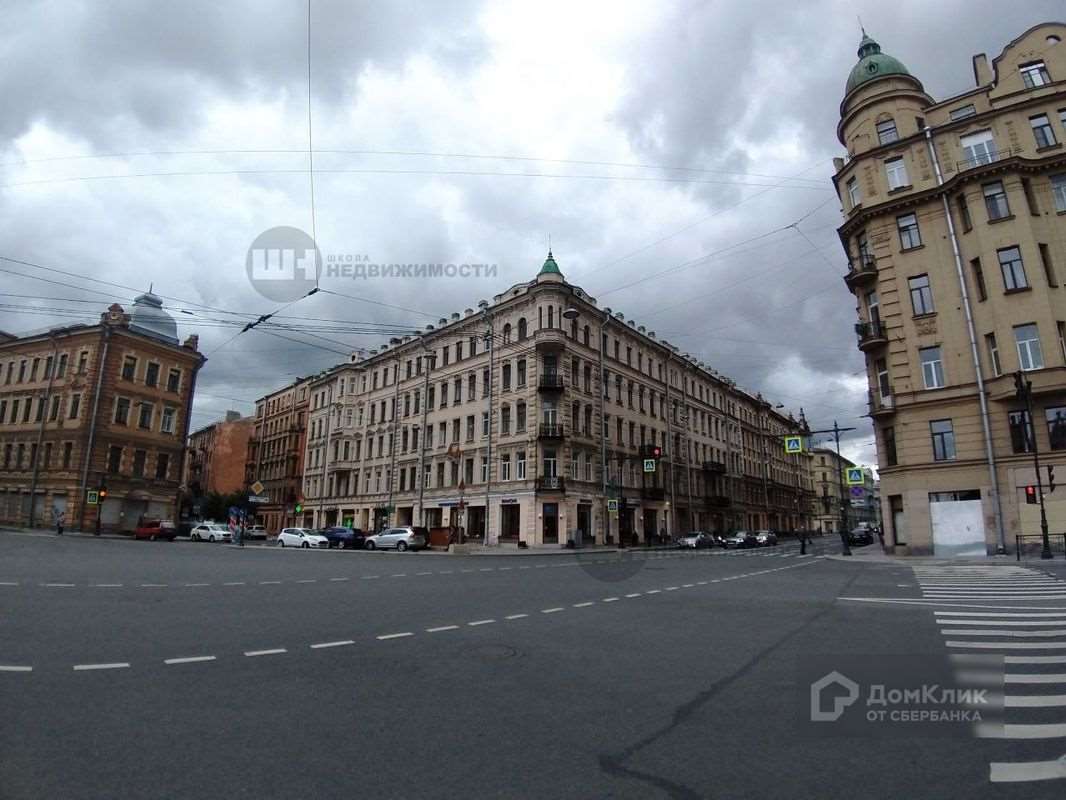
[845,33,913,95]
[538,249,562,277]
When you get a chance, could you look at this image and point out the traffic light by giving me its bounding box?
[1048,466,1056,493]
[651,445,662,460]
[98,486,108,500]
[1025,485,1037,505]
[294,503,303,514]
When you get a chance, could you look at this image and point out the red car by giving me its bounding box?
[134,519,177,541]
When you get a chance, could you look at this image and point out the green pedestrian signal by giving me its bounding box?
[294,503,303,514]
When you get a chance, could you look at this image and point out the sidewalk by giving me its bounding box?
[0,525,130,540]
[823,548,1064,566]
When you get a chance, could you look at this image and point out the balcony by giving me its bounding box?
[707,494,732,508]
[538,423,564,439]
[702,460,726,474]
[642,486,666,501]
[534,328,567,351]
[843,253,877,290]
[855,320,888,352]
[537,371,564,392]
[535,476,565,493]
[953,146,1022,175]
[869,390,896,419]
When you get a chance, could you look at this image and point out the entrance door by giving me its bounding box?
[577,504,592,543]
[930,496,984,557]
[500,504,520,540]
[467,506,486,541]
[542,503,559,543]
[643,508,658,542]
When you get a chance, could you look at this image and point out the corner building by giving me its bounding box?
[835,23,1066,554]
[301,255,813,545]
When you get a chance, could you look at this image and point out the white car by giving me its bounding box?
[277,528,329,549]
[190,523,232,543]
[364,526,428,552]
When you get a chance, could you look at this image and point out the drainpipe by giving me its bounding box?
[482,306,495,545]
[598,309,610,545]
[78,326,111,531]
[386,357,401,527]
[664,355,676,540]
[416,340,433,526]
[316,379,334,528]
[27,333,61,528]
[923,125,1006,554]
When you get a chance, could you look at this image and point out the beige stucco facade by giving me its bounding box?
[835,23,1066,555]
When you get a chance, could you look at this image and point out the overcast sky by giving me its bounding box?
[1,0,1062,466]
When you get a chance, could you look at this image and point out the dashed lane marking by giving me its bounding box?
[377,632,413,641]
[73,663,129,671]
[426,625,460,633]
[541,607,565,614]
[468,619,496,626]
[244,649,287,657]
[164,656,216,665]
[310,640,354,649]
[504,613,529,620]
[0,665,32,672]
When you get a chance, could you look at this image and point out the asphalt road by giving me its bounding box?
[2,532,1065,799]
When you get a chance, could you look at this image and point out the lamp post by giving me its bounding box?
[805,421,855,556]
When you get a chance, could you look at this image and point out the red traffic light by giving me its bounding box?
[1025,485,1037,504]
[652,446,662,458]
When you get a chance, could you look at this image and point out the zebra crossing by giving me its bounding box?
[914,565,1066,784]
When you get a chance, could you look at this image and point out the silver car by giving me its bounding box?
[364,526,428,551]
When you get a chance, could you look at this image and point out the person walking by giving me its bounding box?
[55,510,65,536]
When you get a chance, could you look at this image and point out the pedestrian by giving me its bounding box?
[55,510,65,536]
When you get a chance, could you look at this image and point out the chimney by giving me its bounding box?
[972,52,992,87]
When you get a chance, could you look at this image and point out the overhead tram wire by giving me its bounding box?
[306,0,318,289]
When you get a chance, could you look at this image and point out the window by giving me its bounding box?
[517,318,527,340]
[1053,175,1066,213]
[1014,323,1044,371]
[482,412,489,438]
[144,362,160,387]
[121,356,137,380]
[56,354,67,377]
[516,359,526,387]
[68,394,81,420]
[883,426,897,467]
[930,419,956,461]
[896,213,921,249]
[161,407,176,434]
[885,157,908,190]
[1060,321,1066,363]
[908,274,935,315]
[1039,244,1058,287]
[1046,407,1066,450]
[960,130,997,167]
[982,181,1010,220]
[846,177,860,207]
[465,415,474,442]
[155,453,169,480]
[114,397,130,425]
[985,332,1001,376]
[516,402,526,432]
[501,405,511,435]
[971,258,987,301]
[107,445,122,474]
[998,246,1028,291]
[1020,62,1051,89]
[876,118,898,145]
[132,449,146,478]
[516,451,526,480]
[949,104,976,121]
[77,351,88,375]
[49,395,60,421]
[919,346,944,389]
[1008,410,1034,454]
[500,454,511,481]
[1030,114,1057,149]
[62,442,72,469]
[138,403,153,430]
[956,193,972,231]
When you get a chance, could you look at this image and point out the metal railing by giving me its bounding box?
[1015,533,1066,560]
[855,320,887,345]
[954,146,1022,174]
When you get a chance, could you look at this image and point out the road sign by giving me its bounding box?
[784,435,804,454]
[849,486,864,498]
[643,459,656,473]
[248,494,270,504]
[845,467,864,486]
[250,480,265,496]
[86,490,99,505]
[607,499,619,512]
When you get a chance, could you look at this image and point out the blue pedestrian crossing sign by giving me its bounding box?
[845,467,864,486]
[783,435,804,454]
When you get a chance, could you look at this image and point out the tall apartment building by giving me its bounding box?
[184,410,254,496]
[0,293,203,531]
[244,377,310,533]
[835,23,1066,555]
[299,254,813,545]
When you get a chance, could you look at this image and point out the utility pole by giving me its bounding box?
[481,302,495,545]
[1016,371,1054,559]
[804,421,856,556]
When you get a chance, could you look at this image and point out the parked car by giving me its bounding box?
[755,530,778,547]
[320,526,367,550]
[364,526,429,551]
[724,530,758,549]
[676,531,714,549]
[190,523,232,543]
[134,519,177,541]
[847,527,874,546]
[245,524,267,540]
[277,528,329,548]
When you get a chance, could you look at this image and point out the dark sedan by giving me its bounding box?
[320,526,366,549]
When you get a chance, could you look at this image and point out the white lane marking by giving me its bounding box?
[244,649,287,657]
[391,574,408,578]
[73,662,129,671]
[223,581,246,586]
[839,598,1066,610]
[977,722,1066,739]
[0,665,32,672]
[426,625,460,633]
[664,587,680,591]
[164,656,216,665]
[504,613,529,620]
[329,577,348,582]
[697,581,708,585]
[310,640,354,649]
[1005,694,1066,707]
[416,572,433,576]
[602,597,619,602]
[468,619,496,626]
[541,607,565,614]
[140,583,167,588]
[573,602,595,608]
[1005,673,1066,684]
[439,570,454,574]
[43,583,75,587]
[518,566,530,570]
[259,580,282,585]
[479,568,494,572]
[377,632,413,641]
[1005,656,1066,664]
[946,641,1066,649]
[937,611,1066,618]
[184,583,209,587]
[940,629,1066,637]
[682,584,694,588]
[93,584,123,588]
[645,589,662,594]
[498,567,512,571]
[625,593,642,598]
[937,619,1066,626]
[362,575,380,580]
[296,579,317,583]
[0,581,20,586]
[990,758,1066,783]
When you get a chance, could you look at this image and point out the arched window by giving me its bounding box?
[517,318,527,340]
[547,306,554,328]
[502,323,512,344]
[583,325,590,346]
